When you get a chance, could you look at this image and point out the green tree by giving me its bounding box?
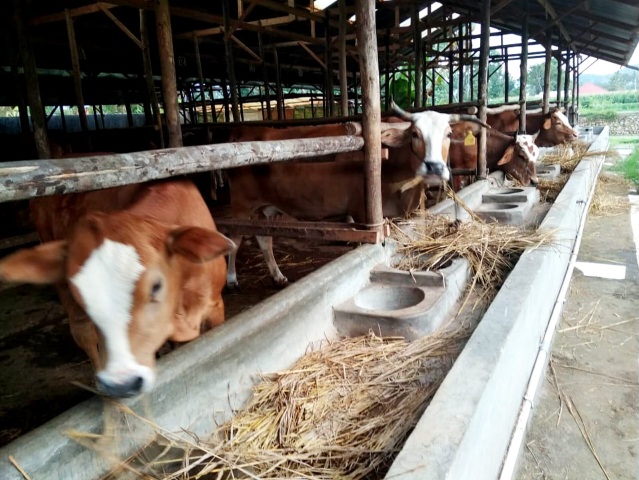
[606,70,637,91]
[526,58,559,95]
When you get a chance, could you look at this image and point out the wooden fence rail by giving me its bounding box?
[0,136,364,203]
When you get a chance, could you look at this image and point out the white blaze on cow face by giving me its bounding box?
[70,239,155,395]
[409,111,452,181]
[553,110,578,135]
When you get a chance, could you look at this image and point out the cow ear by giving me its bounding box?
[542,118,552,130]
[0,240,67,284]
[168,227,236,263]
[381,128,411,148]
[497,147,514,166]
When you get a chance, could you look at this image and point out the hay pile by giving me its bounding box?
[390,212,553,306]
[589,174,630,217]
[94,331,469,480]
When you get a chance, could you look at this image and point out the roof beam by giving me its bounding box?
[30,2,117,26]
[534,0,577,51]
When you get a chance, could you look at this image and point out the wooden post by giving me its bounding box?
[413,6,422,108]
[556,38,562,107]
[385,28,391,111]
[155,0,182,147]
[193,36,208,125]
[542,35,552,113]
[458,23,464,105]
[60,105,67,132]
[140,9,164,148]
[518,5,528,133]
[9,46,31,134]
[222,0,240,122]
[209,85,217,123]
[65,8,90,148]
[477,0,490,179]
[563,51,570,112]
[355,0,382,234]
[352,69,359,114]
[258,32,272,121]
[324,9,334,116]
[504,47,509,103]
[338,0,348,117]
[571,53,577,124]
[221,77,231,122]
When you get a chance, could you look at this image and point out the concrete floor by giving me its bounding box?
[515,176,639,479]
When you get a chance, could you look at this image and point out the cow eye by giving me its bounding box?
[150,280,163,301]
[447,131,453,138]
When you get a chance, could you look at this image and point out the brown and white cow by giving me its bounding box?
[225,101,488,287]
[485,105,578,146]
[449,125,539,190]
[0,179,235,398]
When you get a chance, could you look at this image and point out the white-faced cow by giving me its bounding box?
[225,100,489,288]
[0,179,235,398]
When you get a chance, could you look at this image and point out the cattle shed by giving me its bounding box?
[0,0,637,479]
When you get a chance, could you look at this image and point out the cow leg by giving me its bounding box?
[255,235,288,286]
[226,235,243,290]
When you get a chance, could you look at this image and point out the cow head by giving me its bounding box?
[497,134,540,186]
[536,110,578,147]
[0,212,235,398]
[389,100,490,182]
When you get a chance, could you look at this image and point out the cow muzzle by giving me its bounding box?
[423,161,450,181]
[96,365,155,398]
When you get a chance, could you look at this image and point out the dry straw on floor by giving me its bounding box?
[79,329,470,480]
[589,174,630,217]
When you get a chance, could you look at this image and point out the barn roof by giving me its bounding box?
[1,0,638,107]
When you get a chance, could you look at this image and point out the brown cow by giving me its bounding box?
[485,106,578,147]
[449,126,539,190]
[0,179,235,398]
[225,103,488,287]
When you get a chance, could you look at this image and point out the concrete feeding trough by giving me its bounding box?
[474,202,530,224]
[333,257,469,340]
[482,187,540,204]
[536,163,561,179]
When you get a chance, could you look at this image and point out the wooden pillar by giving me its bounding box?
[222,0,240,122]
[258,32,272,121]
[542,35,552,113]
[504,47,509,103]
[518,5,528,133]
[140,10,164,147]
[13,0,49,158]
[221,77,231,122]
[155,0,182,147]
[563,51,570,112]
[355,0,382,234]
[571,54,577,124]
[338,0,348,117]
[324,9,334,117]
[385,28,391,111]
[458,23,464,104]
[556,40,563,107]
[193,36,208,125]
[352,69,359,114]
[407,61,413,106]
[413,6,422,108]
[431,67,436,106]
[477,0,490,179]
[60,104,67,132]
[65,9,90,148]
[9,46,31,134]
[273,47,284,120]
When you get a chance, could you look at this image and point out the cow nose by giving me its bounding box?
[530,179,538,187]
[97,375,144,398]
[424,161,449,180]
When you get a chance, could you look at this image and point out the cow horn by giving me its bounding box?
[448,114,491,129]
[390,98,414,121]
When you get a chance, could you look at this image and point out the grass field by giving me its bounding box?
[609,136,639,185]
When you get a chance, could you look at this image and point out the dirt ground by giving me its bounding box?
[0,237,353,447]
[516,175,639,479]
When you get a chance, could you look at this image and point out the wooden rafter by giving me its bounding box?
[230,34,262,63]
[97,3,142,49]
[298,42,326,70]
[30,2,117,26]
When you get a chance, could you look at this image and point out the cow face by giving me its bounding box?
[537,110,578,147]
[0,212,235,398]
[497,134,540,186]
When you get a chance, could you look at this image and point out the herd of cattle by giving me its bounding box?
[0,102,578,398]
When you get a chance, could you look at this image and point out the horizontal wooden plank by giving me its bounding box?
[0,136,364,203]
[215,219,383,243]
